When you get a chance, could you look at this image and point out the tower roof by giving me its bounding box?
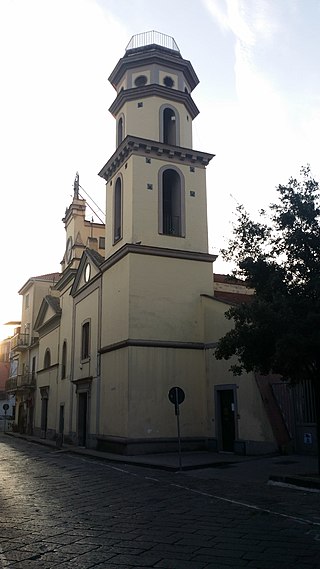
[109,31,199,92]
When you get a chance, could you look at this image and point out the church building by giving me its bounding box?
[8,32,286,456]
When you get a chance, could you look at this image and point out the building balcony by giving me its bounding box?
[6,373,36,393]
[10,333,30,351]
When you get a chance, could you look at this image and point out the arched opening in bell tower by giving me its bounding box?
[114,177,122,242]
[161,106,178,146]
[159,168,185,237]
[117,116,124,146]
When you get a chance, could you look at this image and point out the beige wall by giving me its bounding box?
[101,257,130,347]
[127,346,206,438]
[71,286,101,436]
[56,283,75,436]
[118,97,193,148]
[105,155,209,259]
[128,254,213,342]
[99,345,207,440]
[99,348,129,437]
[202,296,276,445]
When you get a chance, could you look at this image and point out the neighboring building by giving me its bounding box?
[0,335,15,421]
[6,274,60,433]
[8,31,297,455]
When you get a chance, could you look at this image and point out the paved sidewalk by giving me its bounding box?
[4,431,319,490]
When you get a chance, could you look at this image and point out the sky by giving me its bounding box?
[1,0,320,340]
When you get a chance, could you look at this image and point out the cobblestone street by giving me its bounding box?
[0,434,319,569]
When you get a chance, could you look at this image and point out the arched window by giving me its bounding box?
[81,321,90,360]
[159,168,185,237]
[44,349,51,369]
[163,108,176,145]
[114,177,122,243]
[160,105,180,146]
[117,116,124,146]
[61,341,67,379]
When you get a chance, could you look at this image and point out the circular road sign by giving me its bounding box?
[168,386,185,406]
[3,404,9,411]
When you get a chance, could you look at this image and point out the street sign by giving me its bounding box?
[3,404,9,411]
[168,386,185,406]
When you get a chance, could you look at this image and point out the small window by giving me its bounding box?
[137,102,143,108]
[81,322,90,360]
[134,75,147,87]
[163,76,174,88]
[25,294,29,309]
[99,237,105,249]
[44,349,51,369]
[61,341,67,379]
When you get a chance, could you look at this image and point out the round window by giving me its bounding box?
[163,76,174,88]
[134,75,148,87]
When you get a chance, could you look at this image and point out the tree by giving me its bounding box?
[215,166,320,473]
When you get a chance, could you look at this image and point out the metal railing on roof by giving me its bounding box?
[126,31,180,53]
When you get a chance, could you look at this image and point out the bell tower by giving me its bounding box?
[98,32,216,453]
[99,30,214,258]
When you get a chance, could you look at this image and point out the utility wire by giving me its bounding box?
[79,184,105,217]
[78,191,105,224]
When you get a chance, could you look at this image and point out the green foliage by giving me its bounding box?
[215,166,320,385]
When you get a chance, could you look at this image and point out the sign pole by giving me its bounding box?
[168,386,185,472]
[175,393,182,471]
[2,404,9,434]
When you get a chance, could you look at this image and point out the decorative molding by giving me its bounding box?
[98,135,214,182]
[100,242,217,273]
[108,50,199,93]
[99,338,217,354]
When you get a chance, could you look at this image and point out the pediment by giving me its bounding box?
[34,295,61,333]
[70,248,104,296]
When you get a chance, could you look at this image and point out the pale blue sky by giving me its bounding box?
[1,0,319,338]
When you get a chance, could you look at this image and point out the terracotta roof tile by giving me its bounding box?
[30,272,61,281]
[214,291,253,305]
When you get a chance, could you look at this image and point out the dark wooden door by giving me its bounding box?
[220,389,235,452]
[78,393,87,447]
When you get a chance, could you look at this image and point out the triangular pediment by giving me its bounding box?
[34,295,61,333]
[70,249,104,296]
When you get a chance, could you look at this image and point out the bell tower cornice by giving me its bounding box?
[98,135,214,183]
[109,84,199,120]
[109,47,199,93]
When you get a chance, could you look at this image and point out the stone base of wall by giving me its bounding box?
[33,427,56,441]
[95,436,216,456]
[234,439,278,456]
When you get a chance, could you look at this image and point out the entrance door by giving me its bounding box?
[59,405,65,435]
[78,393,87,447]
[40,398,48,438]
[219,389,236,452]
